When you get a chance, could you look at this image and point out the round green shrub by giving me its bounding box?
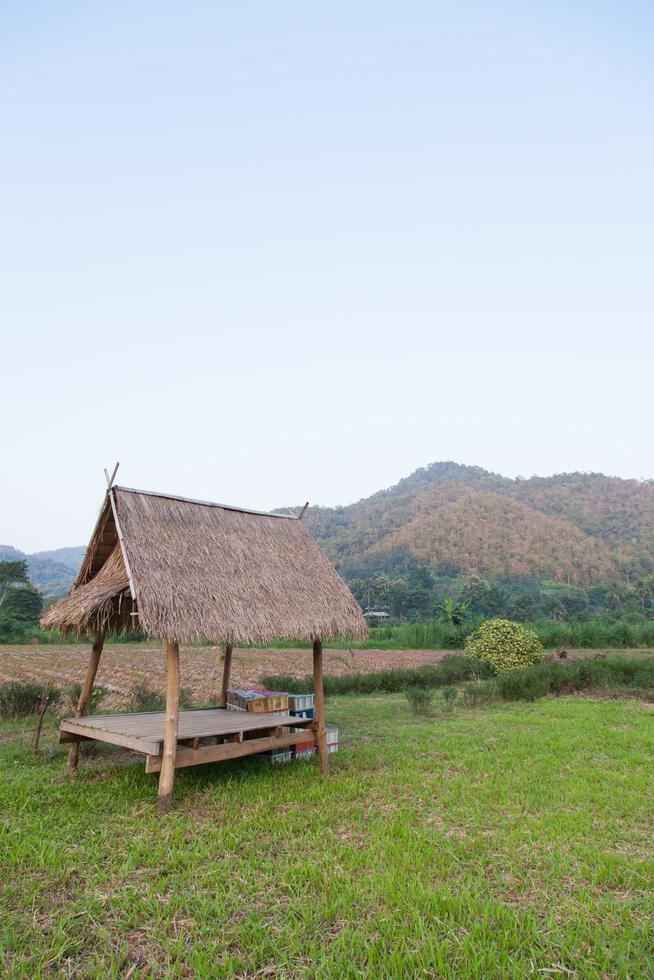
[464,619,544,674]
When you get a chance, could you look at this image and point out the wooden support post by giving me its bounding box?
[313,639,330,775]
[219,643,233,708]
[65,630,105,776]
[158,641,180,813]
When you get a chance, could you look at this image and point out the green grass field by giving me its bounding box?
[2,694,653,978]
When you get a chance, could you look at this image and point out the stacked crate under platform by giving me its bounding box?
[288,693,315,759]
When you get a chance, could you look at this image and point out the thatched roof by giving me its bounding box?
[41,486,367,644]
[40,543,132,638]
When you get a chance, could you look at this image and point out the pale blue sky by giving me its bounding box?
[2,2,653,551]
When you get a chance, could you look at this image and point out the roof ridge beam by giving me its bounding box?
[113,486,300,520]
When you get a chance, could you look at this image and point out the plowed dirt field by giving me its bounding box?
[0,644,451,708]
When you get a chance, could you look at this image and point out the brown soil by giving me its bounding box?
[0,644,452,710]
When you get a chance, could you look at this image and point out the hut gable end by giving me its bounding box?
[74,497,118,587]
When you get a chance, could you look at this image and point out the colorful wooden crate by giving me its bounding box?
[226,689,289,713]
[291,726,315,752]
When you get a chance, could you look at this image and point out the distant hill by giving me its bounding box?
[5,462,653,600]
[0,544,85,599]
[30,546,86,572]
[0,545,24,563]
[284,462,654,587]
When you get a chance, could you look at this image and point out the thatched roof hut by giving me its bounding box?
[45,479,366,810]
[41,485,367,644]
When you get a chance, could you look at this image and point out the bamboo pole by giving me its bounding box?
[158,641,180,813]
[219,643,233,708]
[312,639,330,775]
[65,630,105,776]
[32,693,49,754]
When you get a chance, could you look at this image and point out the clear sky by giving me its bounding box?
[2,2,653,552]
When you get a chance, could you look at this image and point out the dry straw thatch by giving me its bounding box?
[41,486,368,645]
[41,542,132,637]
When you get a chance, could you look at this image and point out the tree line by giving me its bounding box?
[1,554,653,646]
[346,561,654,625]
[0,560,44,642]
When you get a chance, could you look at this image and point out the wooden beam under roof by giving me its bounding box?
[108,486,137,601]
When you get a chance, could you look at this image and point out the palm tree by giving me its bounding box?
[438,596,469,628]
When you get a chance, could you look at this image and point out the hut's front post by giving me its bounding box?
[219,643,233,708]
[312,639,330,775]
[158,641,180,812]
[65,629,105,776]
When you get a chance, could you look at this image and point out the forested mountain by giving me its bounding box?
[5,463,653,608]
[289,462,654,587]
[0,545,85,599]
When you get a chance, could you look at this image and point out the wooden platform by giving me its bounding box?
[60,708,313,773]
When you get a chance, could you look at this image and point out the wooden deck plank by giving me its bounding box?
[59,720,162,756]
[59,709,311,750]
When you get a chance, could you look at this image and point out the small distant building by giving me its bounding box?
[364,609,390,619]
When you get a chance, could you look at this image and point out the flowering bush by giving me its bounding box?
[464,619,544,673]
